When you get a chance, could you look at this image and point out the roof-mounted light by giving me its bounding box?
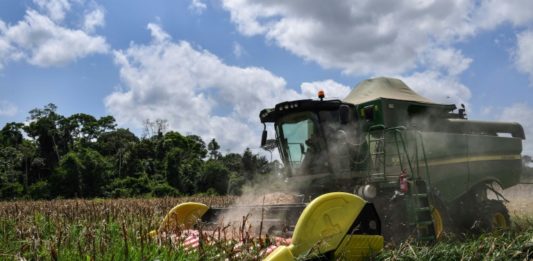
[318,89,325,101]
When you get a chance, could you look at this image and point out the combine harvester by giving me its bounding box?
[152,77,525,260]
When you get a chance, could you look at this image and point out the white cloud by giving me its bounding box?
[106,24,305,151]
[0,6,108,68]
[83,7,105,32]
[422,47,472,76]
[474,0,533,30]
[499,103,533,155]
[189,0,207,14]
[33,0,71,22]
[233,42,245,58]
[222,0,475,75]
[0,21,24,69]
[465,1,533,84]
[147,23,170,42]
[515,30,533,83]
[0,100,18,117]
[398,70,471,106]
[300,80,351,100]
[105,23,479,152]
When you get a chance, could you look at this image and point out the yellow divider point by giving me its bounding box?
[265,192,379,260]
[149,202,209,236]
[334,234,384,260]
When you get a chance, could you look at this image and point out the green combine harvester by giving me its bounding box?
[152,77,525,260]
[259,76,525,242]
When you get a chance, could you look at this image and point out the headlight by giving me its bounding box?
[363,184,377,199]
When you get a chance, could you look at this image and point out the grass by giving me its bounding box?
[1,197,533,260]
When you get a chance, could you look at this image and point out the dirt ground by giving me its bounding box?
[503,184,533,216]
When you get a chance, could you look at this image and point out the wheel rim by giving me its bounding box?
[492,212,508,229]
[432,207,443,239]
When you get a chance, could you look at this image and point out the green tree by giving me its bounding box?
[207,138,221,160]
[97,128,138,178]
[52,152,83,197]
[241,148,256,181]
[165,147,184,190]
[0,122,24,147]
[198,160,229,194]
[77,148,108,197]
[23,104,64,179]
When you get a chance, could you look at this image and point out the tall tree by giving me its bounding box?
[207,138,221,160]
[23,104,64,178]
[0,122,24,147]
[199,161,229,195]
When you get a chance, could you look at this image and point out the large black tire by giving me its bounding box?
[476,200,511,232]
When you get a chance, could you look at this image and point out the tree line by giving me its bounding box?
[0,104,279,199]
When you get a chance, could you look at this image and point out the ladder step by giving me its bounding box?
[416,207,431,212]
[413,221,434,226]
[418,236,435,241]
[411,193,428,197]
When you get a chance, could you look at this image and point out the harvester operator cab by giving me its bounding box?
[259,97,364,183]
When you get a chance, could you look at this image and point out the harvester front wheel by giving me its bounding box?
[478,200,510,231]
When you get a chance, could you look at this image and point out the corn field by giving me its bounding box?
[1,197,533,260]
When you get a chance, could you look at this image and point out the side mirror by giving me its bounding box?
[261,129,267,147]
[339,105,350,125]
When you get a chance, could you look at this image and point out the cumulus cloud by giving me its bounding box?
[0,100,18,117]
[515,30,533,83]
[222,0,475,75]
[147,23,171,42]
[499,103,533,155]
[106,24,308,151]
[398,71,471,106]
[421,47,472,76]
[233,42,245,58]
[465,1,533,84]
[0,2,108,68]
[189,0,207,14]
[474,0,533,30]
[33,0,71,22]
[300,80,351,100]
[83,7,105,32]
[0,21,25,68]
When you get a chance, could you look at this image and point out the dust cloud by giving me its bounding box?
[210,174,305,237]
[503,184,533,216]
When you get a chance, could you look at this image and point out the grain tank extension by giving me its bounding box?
[259,77,525,241]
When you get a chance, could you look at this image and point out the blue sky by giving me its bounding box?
[0,0,532,154]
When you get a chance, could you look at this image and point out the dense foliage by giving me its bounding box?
[0,104,278,199]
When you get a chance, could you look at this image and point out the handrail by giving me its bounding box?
[417,131,432,187]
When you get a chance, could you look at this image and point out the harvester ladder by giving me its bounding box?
[367,126,437,241]
[407,179,436,242]
[397,132,436,242]
[367,125,387,182]
[366,126,412,183]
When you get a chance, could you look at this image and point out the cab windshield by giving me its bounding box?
[277,112,320,169]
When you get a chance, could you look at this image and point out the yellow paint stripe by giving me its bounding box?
[425,154,521,167]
